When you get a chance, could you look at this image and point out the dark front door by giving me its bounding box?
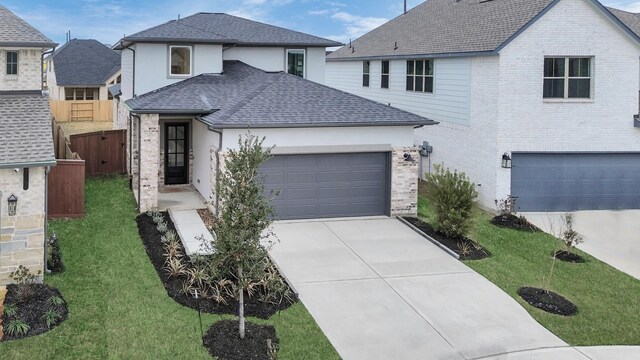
[164,123,189,185]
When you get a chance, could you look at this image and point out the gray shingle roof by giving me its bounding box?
[52,39,121,86]
[126,61,435,128]
[108,83,122,98]
[0,5,56,48]
[119,12,341,48]
[608,7,640,38]
[0,94,55,167]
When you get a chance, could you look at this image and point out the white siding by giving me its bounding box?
[221,126,414,150]
[306,47,326,84]
[223,47,285,72]
[121,49,133,100]
[495,0,640,200]
[192,120,220,201]
[326,57,471,125]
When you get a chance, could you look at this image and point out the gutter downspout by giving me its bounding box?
[207,127,223,217]
[44,166,51,274]
[130,113,142,211]
[128,113,133,189]
[41,48,55,92]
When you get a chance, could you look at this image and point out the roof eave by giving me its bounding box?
[117,37,237,48]
[128,108,215,115]
[327,50,498,61]
[0,41,57,49]
[0,159,56,169]
[202,120,438,129]
[236,41,343,48]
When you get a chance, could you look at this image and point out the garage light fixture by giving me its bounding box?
[7,194,18,216]
[501,153,512,169]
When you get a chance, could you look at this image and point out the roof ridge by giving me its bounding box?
[213,71,285,123]
[172,18,232,41]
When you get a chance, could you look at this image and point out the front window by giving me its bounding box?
[65,87,98,100]
[381,61,390,89]
[363,61,370,87]
[543,57,592,99]
[6,51,18,75]
[287,49,305,78]
[170,46,192,76]
[406,60,434,93]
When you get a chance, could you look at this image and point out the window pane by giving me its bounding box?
[406,76,413,91]
[363,74,370,87]
[168,126,176,139]
[85,88,95,100]
[6,51,18,75]
[580,58,590,77]
[543,79,564,98]
[177,140,184,153]
[382,61,389,74]
[176,155,184,167]
[546,58,565,77]
[381,75,389,89]
[168,154,176,167]
[425,60,433,75]
[363,61,370,74]
[287,50,304,77]
[169,141,176,153]
[76,88,85,100]
[406,61,414,75]
[415,76,423,92]
[65,88,74,100]
[569,79,590,98]
[177,126,184,140]
[425,77,434,93]
[415,60,424,76]
[171,47,191,75]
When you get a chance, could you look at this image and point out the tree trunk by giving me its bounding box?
[238,266,245,339]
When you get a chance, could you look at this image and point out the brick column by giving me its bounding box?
[138,114,160,212]
[209,149,227,216]
[390,147,419,216]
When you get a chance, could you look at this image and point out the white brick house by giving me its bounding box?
[326,0,640,211]
[113,13,436,219]
[0,5,56,284]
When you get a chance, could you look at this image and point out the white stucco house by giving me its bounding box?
[326,0,640,212]
[0,5,56,285]
[113,13,436,219]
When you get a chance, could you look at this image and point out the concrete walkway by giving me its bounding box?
[168,209,213,255]
[524,211,640,280]
[268,217,640,360]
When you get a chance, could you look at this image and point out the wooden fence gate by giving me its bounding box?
[70,130,127,177]
[48,159,85,219]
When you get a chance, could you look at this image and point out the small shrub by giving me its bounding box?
[180,278,194,296]
[161,230,178,244]
[149,210,163,224]
[258,265,293,305]
[267,338,279,360]
[41,309,62,329]
[3,303,17,317]
[164,257,186,278]
[494,196,518,216]
[457,242,472,257]
[5,320,30,337]
[48,295,65,306]
[560,213,584,253]
[163,239,182,259]
[186,266,210,292]
[156,220,168,234]
[426,164,478,239]
[9,265,41,302]
[47,233,64,273]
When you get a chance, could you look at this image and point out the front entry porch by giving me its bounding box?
[158,185,207,211]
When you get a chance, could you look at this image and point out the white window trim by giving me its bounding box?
[6,50,18,76]
[406,59,435,94]
[363,60,370,87]
[381,60,389,89]
[286,49,305,78]
[168,45,193,77]
[543,56,594,101]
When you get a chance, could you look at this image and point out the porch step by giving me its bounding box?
[168,209,215,256]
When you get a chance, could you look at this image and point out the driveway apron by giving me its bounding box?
[268,218,567,360]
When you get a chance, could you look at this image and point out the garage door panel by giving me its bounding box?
[260,153,389,220]
[512,153,640,211]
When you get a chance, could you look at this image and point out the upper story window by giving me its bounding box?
[170,46,192,76]
[381,61,390,89]
[287,49,305,78]
[543,57,592,99]
[6,51,18,75]
[363,61,370,87]
[406,60,434,93]
[65,87,97,100]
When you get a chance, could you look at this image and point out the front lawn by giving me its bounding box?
[0,177,339,359]
[418,196,640,346]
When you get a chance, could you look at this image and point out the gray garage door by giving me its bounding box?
[260,153,389,220]
[511,153,640,211]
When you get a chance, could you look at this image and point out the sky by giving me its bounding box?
[3,0,640,47]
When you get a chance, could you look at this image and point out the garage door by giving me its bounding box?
[511,153,640,211]
[260,153,389,220]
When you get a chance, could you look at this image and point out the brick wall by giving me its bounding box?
[0,167,46,285]
[0,48,42,91]
[391,147,419,216]
[138,114,159,212]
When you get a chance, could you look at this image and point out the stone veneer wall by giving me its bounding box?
[390,147,419,216]
[138,114,159,212]
[0,167,46,285]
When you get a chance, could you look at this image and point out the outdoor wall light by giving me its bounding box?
[501,153,512,169]
[403,152,415,162]
[8,194,18,216]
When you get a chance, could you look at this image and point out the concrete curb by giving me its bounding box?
[396,216,461,260]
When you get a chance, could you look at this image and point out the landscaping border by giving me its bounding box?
[397,216,460,259]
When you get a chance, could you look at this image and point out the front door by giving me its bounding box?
[164,123,189,185]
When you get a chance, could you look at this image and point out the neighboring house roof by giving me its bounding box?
[51,39,121,86]
[0,5,56,48]
[607,7,640,37]
[327,0,640,60]
[108,83,121,98]
[0,93,55,168]
[116,12,341,48]
[126,61,436,128]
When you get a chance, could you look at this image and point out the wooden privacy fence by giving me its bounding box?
[70,130,127,177]
[48,159,85,219]
[50,100,113,122]
[52,119,81,160]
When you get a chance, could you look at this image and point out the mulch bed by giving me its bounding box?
[197,209,217,233]
[491,214,540,232]
[2,284,68,341]
[518,287,577,316]
[136,212,296,319]
[402,217,490,260]
[553,250,585,263]
[203,320,279,360]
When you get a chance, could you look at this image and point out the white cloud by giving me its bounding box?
[331,12,388,41]
[605,1,640,12]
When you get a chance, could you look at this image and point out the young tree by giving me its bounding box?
[212,133,277,339]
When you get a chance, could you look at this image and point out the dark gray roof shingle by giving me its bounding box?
[0,94,55,166]
[108,83,122,97]
[608,7,640,38]
[0,5,56,48]
[120,12,341,47]
[52,39,121,86]
[126,61,435,128]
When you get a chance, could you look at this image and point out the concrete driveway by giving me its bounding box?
[269,217,568,360]
[524,211,640,280]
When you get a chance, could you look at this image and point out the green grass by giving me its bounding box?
[418,196,640,346]
[0,176,339,359]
